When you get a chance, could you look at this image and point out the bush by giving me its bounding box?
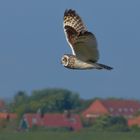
[130,125,140,132]
[89,115,129,132]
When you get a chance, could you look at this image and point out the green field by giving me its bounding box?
[0,131,139,140]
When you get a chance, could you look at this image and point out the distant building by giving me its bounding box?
[20,113,83,131]
[82,99,140,119]
[0,112,17,120]
[128,116,140,127]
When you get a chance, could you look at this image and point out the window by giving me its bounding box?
[69,118,76,123]
[118,108,122,112]
[32,118,37,125]
[109,107,114,112]
[124,108,128,112]
[130,108,134,112]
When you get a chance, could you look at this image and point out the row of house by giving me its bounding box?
[82,99,140,128]
[1,99,140,130]
[20,112,82,131]
[82,99,140,118]
[0,112,17,120]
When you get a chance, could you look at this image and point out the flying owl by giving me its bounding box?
[61,9,113,70]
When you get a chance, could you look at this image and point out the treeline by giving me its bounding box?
[8,88,93,117]
[3,88,140,132]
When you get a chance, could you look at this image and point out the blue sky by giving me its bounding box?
[0,0,140,99]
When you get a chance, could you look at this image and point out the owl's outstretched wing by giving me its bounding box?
[63,9,99,62]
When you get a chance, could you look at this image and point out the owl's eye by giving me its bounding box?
[62,57,68,63]
[61,55,69,66]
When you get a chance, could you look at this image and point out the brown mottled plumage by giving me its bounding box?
[61,9,113,70]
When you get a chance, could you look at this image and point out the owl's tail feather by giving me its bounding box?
[95,63,113,70]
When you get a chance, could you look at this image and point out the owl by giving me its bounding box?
[61,9,113,70]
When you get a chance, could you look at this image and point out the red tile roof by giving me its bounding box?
[82,99,140,118]
[101,100,140,117]
[23,113,82,131]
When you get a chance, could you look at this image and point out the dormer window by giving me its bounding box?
[118,108,122,112]
[124,108,128,112]
[109,107,114,112]
[130,108,134,112]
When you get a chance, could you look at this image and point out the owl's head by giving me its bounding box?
[61,54,96,70]
[61,54,75,68]
[61,55,69,67]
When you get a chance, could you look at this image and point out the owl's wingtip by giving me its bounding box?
[96,63,113,70]
[64,9,77,17]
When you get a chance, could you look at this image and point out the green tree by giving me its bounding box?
[14,91,28,105]
[8,91,28,113]
[91,115,129,131]
[30,88,81,113]
[9,88,83,117]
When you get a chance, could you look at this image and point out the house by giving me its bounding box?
[0,112,17,120]
[82,99,140,119]
[128,116,140,127]
[21,113,83,131]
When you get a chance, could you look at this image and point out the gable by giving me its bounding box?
[82,100,109,118]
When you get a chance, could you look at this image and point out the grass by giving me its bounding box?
[0,131,140,140]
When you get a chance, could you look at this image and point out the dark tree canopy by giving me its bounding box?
[9,88,83,117]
